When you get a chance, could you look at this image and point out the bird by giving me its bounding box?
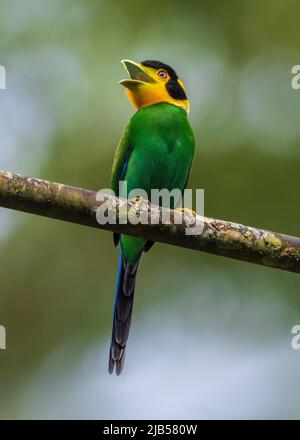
[109,59,195,375]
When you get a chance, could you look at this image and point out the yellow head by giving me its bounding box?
[119,59,190,113]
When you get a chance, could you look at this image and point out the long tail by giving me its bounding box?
[108,250,140,375]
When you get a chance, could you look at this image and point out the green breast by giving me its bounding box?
[120,102,195,262]
[123,103,194,197]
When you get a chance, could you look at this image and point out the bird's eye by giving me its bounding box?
[157,70,168,79]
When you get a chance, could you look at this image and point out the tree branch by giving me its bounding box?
[0,170,299,273]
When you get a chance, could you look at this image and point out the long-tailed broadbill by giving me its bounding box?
[109,59,195,375]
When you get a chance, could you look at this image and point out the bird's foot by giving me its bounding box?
[176,207,197,216]
[131,195,142,202]
[175,207,197,225]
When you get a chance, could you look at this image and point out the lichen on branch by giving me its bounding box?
[0,170,299,273]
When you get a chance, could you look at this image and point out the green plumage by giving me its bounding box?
[109,101,194,375]
[111,102,195,263]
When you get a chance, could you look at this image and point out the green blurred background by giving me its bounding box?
[0,0,300,419]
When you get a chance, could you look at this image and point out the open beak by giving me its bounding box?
[119,59,154,89]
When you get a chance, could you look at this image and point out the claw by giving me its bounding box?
[131,195,142,202]
[176,207,197,216]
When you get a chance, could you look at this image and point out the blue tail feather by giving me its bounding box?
[109,250,140,375]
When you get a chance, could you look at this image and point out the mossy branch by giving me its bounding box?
[0,170,299,273]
